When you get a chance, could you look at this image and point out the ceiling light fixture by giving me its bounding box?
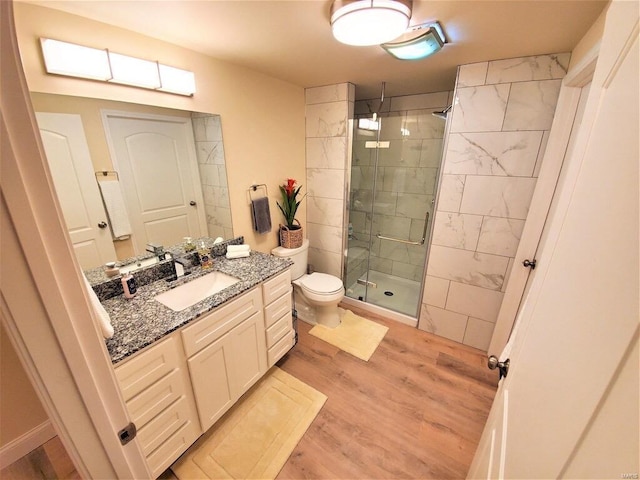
[330,0,412,46]
[381,22,446,60]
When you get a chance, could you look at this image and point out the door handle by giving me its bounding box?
[98,221,108,229]
[189,201,196,206]
[488,355,510,379]
[523,259,537,269]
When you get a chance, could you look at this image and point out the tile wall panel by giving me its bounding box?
[418,53,569,351]
[304,84,355,278]
[192,113,233,239]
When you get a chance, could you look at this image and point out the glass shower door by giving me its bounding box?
[345,109,444,318]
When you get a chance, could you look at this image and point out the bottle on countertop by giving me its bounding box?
[184,236,196,253]
[121,273,137,299]
[197,241,213,269]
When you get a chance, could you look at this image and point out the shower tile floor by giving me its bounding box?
[346,270,421,317]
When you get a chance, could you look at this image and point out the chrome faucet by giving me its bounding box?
[146,243,167,260]
[171,256,192,279]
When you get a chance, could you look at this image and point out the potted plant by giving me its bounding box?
[276,178,305,248]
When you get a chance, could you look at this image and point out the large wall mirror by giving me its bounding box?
[31,92,233,270]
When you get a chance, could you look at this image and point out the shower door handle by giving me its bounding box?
[376,212,429,245]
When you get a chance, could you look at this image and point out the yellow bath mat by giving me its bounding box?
[309,308,388,361]
[171,367,326,480]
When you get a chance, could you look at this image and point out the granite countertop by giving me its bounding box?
[103,251,292,364]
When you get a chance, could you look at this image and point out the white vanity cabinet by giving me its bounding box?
[262,269,295,367]
[114,335,200,478]
[112,267,295,477]
[181,287,267,431]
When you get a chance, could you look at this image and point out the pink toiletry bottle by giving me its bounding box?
[121,273,137,299]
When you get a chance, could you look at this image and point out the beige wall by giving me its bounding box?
[14,2,306,254]
[0,322,49,449]
[569,3,608,71]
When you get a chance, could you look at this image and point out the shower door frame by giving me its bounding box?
[342,105,448,324]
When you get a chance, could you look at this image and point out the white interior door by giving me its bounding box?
[36,112,117,269]
[469,2,639,477]
[102,111,206,254]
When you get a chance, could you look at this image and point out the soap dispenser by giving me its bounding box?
[184,236,196,253]
[197,241,213,269]
[121,273,137,299]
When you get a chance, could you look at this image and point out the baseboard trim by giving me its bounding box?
[0,420,56,469]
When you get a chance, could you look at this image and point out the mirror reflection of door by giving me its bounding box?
[102,111,207,254]
[36,112,118,269]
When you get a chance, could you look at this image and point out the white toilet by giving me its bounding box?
[272,239,344,328]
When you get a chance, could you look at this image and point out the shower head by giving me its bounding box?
[432,105,452,120]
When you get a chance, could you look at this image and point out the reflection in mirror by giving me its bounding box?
[30,92,233,269]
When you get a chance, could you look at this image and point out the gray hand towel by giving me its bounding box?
[251,197,272,234]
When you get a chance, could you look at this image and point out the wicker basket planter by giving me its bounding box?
[279,220,303,249]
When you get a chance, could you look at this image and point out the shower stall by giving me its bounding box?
[344,94,447,319]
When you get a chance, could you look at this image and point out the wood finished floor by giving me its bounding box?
[275,306,498,479]
[2,306,497,479]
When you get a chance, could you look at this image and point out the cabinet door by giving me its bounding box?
[229,311,267,397]
[187,334,234,431]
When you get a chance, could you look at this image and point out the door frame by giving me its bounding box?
[1,2,149,477]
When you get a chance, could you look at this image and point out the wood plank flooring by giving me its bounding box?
[2,306,497,479]
[0,436,79,480]
[275,305,498,479]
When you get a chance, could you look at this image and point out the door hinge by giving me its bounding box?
[118,422,137,445]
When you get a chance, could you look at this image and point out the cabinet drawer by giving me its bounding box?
[264,289,291,328]
[115,336,180,401]
[137,396,193,457]
[262,270,291,305]
[182,288,261,357]
[146,414,200,478]
[267,330,295,367]
[266,313,292,347]
[124,368,185,428]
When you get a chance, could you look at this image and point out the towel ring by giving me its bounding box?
[247,183,268,203]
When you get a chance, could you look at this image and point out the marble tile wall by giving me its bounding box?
[191,113,233,239]
[304,84,355,277]
[419,53,570,351]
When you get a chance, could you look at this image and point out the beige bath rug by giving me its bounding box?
[309,308,388,361]
[171,367,325,480]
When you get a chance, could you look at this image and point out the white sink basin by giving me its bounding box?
[155,271,240,311]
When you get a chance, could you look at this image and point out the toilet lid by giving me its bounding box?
[300,273,343,295]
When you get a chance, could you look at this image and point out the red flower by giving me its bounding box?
[284,178,297,197]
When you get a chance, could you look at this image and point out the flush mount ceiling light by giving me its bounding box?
[39,38,196,96]
[381,22,446,60]
[330,0,412,46]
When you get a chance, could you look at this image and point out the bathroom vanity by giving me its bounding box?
[88,239,294,477]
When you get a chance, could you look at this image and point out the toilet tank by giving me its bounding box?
[271,238,309,280]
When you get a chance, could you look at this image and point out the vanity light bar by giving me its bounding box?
[40,38,196,96]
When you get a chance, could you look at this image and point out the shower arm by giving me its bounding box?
[376,212,429,246]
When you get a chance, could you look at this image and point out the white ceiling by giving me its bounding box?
[24,0,608,100]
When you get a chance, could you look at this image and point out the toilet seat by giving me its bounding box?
[299,273,343,295]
